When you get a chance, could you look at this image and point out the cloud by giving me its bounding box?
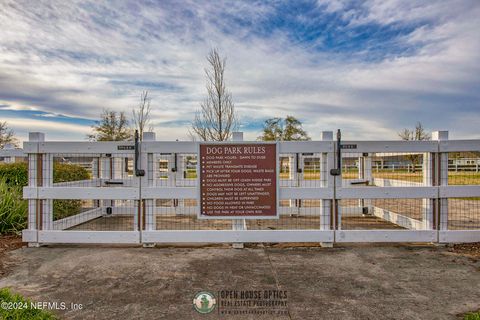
[0,0,479,142]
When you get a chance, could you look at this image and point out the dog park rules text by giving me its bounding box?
[199,143,278,219]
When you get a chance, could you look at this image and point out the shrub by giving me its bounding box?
[0,179,27,234]
[51,163,90,221]
[53,163,90,183]
[465,311,480,320]
[0,162,28,188]
[0,288,57,319]
[0,162,90,187]
[0,162,90,234]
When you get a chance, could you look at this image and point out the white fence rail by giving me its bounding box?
[19,130,480,245]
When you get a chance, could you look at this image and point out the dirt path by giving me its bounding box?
[0,244,479,319]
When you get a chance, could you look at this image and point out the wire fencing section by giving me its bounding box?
[339,198,426,230]
[21,134,480,244]
[53,199,138,231]
[144,149,331,231]
[439,143,480,233]
[47,152,136,188]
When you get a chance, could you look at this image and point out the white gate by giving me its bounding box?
[21,130,480,245]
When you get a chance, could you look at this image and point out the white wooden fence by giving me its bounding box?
[18,130,480,246]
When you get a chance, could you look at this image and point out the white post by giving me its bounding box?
[422,132,443,231]
[320,131,333,247]
[42,150,53,230]
[142,132,156,247]
[232,132,246,249]
[422,151,433,230]
[433,131,449,233]
[26,132,45,247]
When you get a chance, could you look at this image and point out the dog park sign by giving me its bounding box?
[198,142,279,219]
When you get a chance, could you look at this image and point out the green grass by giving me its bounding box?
[0,288,57,320]
[0,179,27,234]
[464,311,480,320]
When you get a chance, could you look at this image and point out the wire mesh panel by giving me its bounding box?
[148,153,197,186]
[342,152,427,187]
[278,153,325,188]
[151,199,230,230]
[444,152,480,185]
[248,200,329,230]
[339,198,427,230]
[52,199,138,231]
[442,198,480,230]
[147,198,330,230]
[46,153,135,188]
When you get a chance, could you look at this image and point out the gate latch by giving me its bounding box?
[330,129,342,176]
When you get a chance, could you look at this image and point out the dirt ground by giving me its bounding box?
[0,242,479,320]
[0,234,23,277]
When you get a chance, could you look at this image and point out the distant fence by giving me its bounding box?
[19,130,480,246]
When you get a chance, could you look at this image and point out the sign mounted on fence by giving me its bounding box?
[198,143,278,219]
[117,145,135,150]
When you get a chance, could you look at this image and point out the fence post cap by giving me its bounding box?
[320,131,334,140]
[432,131,448,141]
[28,132,45,142]
[143,132,156,141]
[232,132,244,142]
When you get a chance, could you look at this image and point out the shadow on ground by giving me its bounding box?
[0,243,479,319]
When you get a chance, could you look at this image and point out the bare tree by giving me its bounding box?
[88,109,133,141]
[190,48,238,141]
[132,90,153,140]
[398,122,430,172]
[0,121,17,148]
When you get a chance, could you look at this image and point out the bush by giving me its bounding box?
[0,288,57,319]
[51,163,90,221]
[53,163,90,183]
[0,179,27,234]
[0,162,28,188]
[0,162,90,187]
[465,311,480,320]
[0,162,90,234]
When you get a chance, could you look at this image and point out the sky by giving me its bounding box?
[0,0,479,143]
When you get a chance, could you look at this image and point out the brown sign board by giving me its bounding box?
[198,143,278,219]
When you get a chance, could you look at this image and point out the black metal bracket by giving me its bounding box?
[105,181,124,185]
[330,129,342,176]
[296,153,302,173]
[172,153,178,172]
